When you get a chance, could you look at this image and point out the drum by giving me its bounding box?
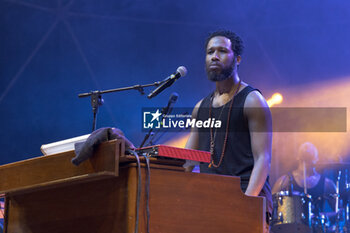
[271,191,313,233]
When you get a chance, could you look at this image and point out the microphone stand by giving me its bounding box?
[78,82,163,132]
[139,94,177,148]
[139,109,165,148]
[139,129,154,148]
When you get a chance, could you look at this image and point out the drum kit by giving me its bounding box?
[271,163,350,233]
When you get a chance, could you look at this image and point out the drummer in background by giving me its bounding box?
[272,142,336,214]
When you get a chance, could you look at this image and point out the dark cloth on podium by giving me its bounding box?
[72,127,135,166]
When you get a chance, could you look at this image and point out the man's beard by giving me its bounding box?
[206,62,235,82]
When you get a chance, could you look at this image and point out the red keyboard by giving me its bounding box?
[136,145,210,163]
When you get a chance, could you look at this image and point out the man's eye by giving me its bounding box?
[207,50,213,54]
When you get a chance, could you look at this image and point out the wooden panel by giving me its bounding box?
[1,141,264,233]
[6,171,132,233]
[0,140,123,194]
[4,163,264,233]
[141,166,266,233]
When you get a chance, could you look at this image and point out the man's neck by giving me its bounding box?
[296,164,318,177]
[215,74,240,95]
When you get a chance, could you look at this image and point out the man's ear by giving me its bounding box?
[236,55,242,65]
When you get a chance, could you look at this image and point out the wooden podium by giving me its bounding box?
[0,140,265,233]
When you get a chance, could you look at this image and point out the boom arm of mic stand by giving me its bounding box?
[78,81,163,132]
[78,81,163,98]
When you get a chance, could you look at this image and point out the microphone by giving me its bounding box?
[147,66,187,99]
[161,92,179,116]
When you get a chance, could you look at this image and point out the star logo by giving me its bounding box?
[143,108,162,129]
[150,109,162,122]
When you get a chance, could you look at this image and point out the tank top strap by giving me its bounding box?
[198,86,260,109]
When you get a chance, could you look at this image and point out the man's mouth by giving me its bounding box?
[209,63,221,69]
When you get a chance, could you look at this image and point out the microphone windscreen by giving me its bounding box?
[177,66,187,77]
[169,92,179,103]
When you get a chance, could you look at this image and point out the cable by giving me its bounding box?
[128,150,142,233]
[127,150,151,233]
[143,154,151,233]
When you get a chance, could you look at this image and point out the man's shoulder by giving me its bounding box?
[194,98,204,109]
[324,177,336,192]
[272,174,290,194]
[192,98,205,118]
[244,89,268,108]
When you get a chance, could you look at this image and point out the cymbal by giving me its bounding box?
[315,162,350,171]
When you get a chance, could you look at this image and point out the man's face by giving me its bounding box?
[298,148,319,167]
[205,36,237,82]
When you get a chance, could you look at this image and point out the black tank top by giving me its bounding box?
[197,86,272,213]
[291,173,325,213]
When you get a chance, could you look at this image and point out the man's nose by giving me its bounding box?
[211,52,219,61]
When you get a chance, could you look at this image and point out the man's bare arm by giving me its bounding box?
[183,100,202,172]
[244,91,272,196]
[272,175,290,194]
